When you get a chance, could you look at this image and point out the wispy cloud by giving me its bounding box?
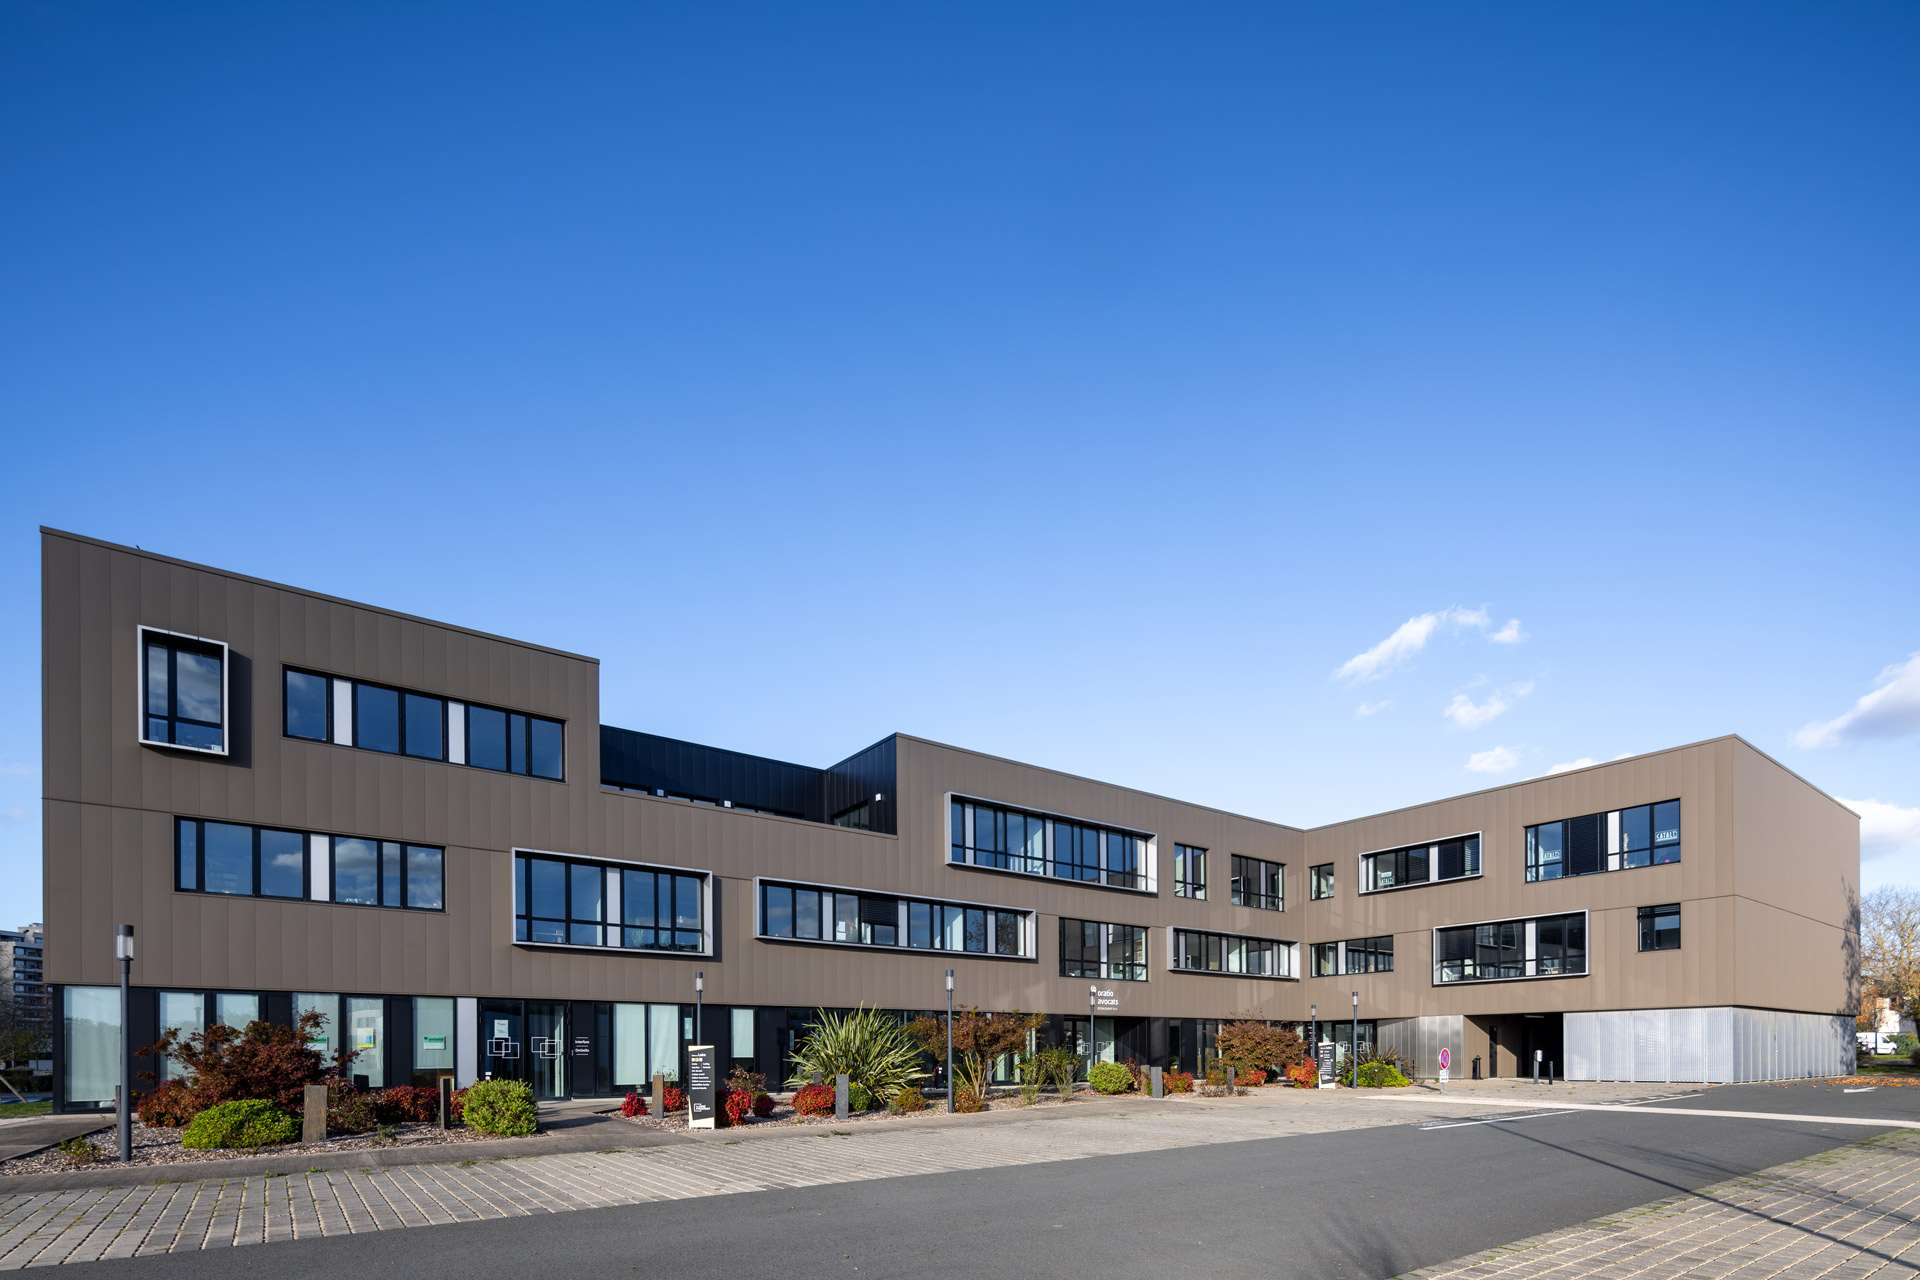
[1443,680,1534,729]
[1839,797,1920,861]
[1546,757,1597,775]
[1465,746,1519,774]
[1796,654,1920,748]
[0,807,31,824]
[0,761,37,778]
[1355,700,1391,717]
[1334,607,1526,684]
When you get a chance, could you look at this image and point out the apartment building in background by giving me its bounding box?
[40,529,1861,1110]
[0,924,46,1019]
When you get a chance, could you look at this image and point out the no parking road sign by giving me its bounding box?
[1438,1046,1451,1089]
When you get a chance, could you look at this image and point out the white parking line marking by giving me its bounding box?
[1844,1087,1877,1094]
[1421,1110,1568,1131]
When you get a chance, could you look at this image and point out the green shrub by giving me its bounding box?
[58,1136,102,1165]
[181,1099,301,1149]
[848,1082,876,1112]
[1354,1061,1410,1088]
[461,1079,538,1136]
[888,1086,927,1114]
[1088,1062,1133,1095]
[326,1079,378,1134]
[1895,1034,1918,1058]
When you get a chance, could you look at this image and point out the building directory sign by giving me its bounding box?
[687,1045,717,1129]
[1316,1041,1337,1086]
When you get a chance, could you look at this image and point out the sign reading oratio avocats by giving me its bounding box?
[1093,988,1121,1011]
[687,1045,717,1129]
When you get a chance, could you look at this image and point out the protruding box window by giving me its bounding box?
[138,627,228,754]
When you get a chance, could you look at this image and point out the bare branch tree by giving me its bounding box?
[1860,887,1920,1020]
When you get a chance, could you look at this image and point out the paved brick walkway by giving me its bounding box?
[1399,1130,1920,1280]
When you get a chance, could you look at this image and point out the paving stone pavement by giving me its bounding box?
[1398,1129,1920,1280]
[0,1099,1398,1267]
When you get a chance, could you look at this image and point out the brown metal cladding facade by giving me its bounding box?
[42,529,1860,1100]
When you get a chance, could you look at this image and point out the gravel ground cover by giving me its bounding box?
[0,1118,502,1175]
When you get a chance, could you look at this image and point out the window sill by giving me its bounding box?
[512,939,713,958]
[758,933,1036,961]
[140,737,228,758]
[1167,968,1299,982]
[949,860,1159,896]
[1357,872,1483,897]
[1431,970,1589,987]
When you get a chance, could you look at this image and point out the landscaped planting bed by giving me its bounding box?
[0,1118,497,1176]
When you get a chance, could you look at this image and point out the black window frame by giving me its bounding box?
[140,629,227,753]
[1059,917,1149,982]
[759,879,1032,958]
[948,796,1155,894]
[1230,855,1284,911]
[1341,935,1394,975]
[173,818,444,912]
[1170,929,1295,979]
[512,852,706,952]
[1432,911,1587,984]
[1638,903,1681,952]
[1174,844,1207,900]
[1527,801,1680,882]
[282,665,565,781]
[1309,863,1335,901]
[1360,833,1481,895]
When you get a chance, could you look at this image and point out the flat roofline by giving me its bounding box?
[890,733,1308,835]
[1303,733,1859,832]
[41,527,598,665]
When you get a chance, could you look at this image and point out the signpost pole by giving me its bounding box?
[1308,1003,1318,1086]
[944,970,954,1114]
[1089,984,1097,1087]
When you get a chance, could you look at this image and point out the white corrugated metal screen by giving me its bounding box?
[1563,1008,1853,1082]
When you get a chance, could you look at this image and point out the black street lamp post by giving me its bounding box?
[1350,991,1360,1090]
[694,971,703,1044]
[944,970,954,1114]
[116,925,134,1163]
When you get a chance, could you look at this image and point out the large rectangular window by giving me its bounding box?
[1433,912,1587,983]
[1230,855,1283,911]
[1342,935,1394,974]
[512,853,707,953]
[1174,845,1207,899]
[1638,903,1681,952]
[63,986,120,1106]
[1527,802,1680,882]
[174,818,441,911]
[283,667,563,780]
[139,628,227,753]
[949,797,1155,893]
[760,880,1032,958]
[1310,942,1337,977]
[1361,834,1480,893]
[1059,918,1148,981]
[1171,929,1295,978]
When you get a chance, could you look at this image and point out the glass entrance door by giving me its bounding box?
[528,1002,567,1100]
[480,1000,526,1085]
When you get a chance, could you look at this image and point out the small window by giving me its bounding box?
[1311,941,1337,977]
[141,630,226,752]
[833,803,872,830]
[355,685,401,754]
[1310,864,1334,900]
[469,706,508,771]
[404,694,444,760]
[1638,903,1681,951]
[284,671,330,741]
[1175,845,1207,900]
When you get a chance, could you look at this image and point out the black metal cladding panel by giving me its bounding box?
[1569,813,1601,876]
[824,735,898,835]
[599,726,826,820]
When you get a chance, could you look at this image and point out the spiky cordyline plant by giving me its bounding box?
[784,1006,927,1101]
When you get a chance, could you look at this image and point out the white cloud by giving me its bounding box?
[1795,653,1920,748]
[1355,700,1391,717]
[1546,757,1598,775]
[1334,607,1526,683]
[0,808,30,824]
[1443,680,1534,729]
[1838,798,1920,861]
[1466,746,1519,774]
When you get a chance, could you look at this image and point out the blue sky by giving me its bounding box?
[3,2,1917,933]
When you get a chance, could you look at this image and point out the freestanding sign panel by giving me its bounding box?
[687,1045,717,1129]
[1316,1042,1337,1086]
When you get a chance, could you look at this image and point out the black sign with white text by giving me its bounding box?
[687,1045,717,1128]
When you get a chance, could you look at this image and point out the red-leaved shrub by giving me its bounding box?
[137,1079,196,1128]
[1163,1070,1194,1094]
[792,1082,836,1117]
[752,1093,776,1118]
[621,1091,649,1117]
[722,1088,754,1126]
[1286,1061,1319,1088]
[374,1085,442,1124]
[664,1084,687,1113]
[1241,1067,1268,1087]
[137,1010,357,1124]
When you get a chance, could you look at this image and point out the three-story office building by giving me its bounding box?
[41,529,1860,1109]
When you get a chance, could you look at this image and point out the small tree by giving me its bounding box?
[905,1006,1043,1102]
[138,1011,356,1119]
[1215,1021,1305,1077]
